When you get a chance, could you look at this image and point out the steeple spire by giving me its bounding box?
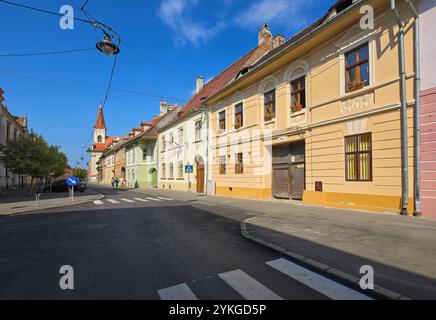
[93,104,106,130]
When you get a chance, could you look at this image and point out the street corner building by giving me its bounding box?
[0,88,29,191]
[202,0,435,217]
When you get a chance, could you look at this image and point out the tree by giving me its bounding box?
[72,167,88,180]
[0,132,68,192]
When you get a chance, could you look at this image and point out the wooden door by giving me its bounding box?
[272,166,291,199]
[291,163,305,200]
[272,144,292,199]
[196,163,205,193]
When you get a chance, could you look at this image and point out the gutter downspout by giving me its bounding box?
[200,97,209,195]
[391,0,409,215]
[405,0,422,217]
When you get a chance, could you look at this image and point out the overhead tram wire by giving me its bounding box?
[0,48,95,57]
[0,67,188,102]
[0,0,93,24]
[1,0,191,91]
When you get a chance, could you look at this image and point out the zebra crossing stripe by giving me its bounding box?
[218,269,283,300]
[266,258,372,300]
[147,197,162,202]
[134,198,149,202]
[94,200,104,205]
[121,198,135,203]
[106,199,120,204]
[158,283,198,300]
[157,197,174,201]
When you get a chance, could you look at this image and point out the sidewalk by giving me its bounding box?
[130,187,436,300]
[0,188,104,216]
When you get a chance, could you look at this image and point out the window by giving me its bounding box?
[169,133,174,145]
[6,122,10,142]
[235,153,243,174]
[149,146,155,162]
[219,111,226,131]
[264,89,276,121]
[219,156,226,175]
[235,103,243,129]
[195,120,202,141]
[169,163,174,178]
[345,133,372,181]
[178,161,184,178]
[143,148,147,161]
[178,128,183,146]
[162,135,166,151]
[345,43,369,92]
[97,135,102,143]
[162,163,166,178]
[291,76,306,113]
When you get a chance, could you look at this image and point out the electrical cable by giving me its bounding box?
[0,0,92,24]
[0,48,95,57]
[0,67,188,102]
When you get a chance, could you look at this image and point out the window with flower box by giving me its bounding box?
[291,76,306,113]
[345,43,370,92]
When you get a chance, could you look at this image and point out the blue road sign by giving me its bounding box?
[185,165,194,174]
[66,176,80,187]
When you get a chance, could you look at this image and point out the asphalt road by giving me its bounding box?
[0,186,374,300]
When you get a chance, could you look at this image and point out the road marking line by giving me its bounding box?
[134,198,149,202]
[266,258,372,300]
[94,200,104,205]
[147,197,163,202]
[157,197,174,201]
[218,269,283,300]
[158,283,198,300]
[106,199,120,204]
[121,198,135,203]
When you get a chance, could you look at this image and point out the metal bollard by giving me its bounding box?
[35,193,41,206]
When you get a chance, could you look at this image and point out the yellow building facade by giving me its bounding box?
[207,0,418,215]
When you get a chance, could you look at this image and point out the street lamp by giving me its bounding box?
[96,34,120,56]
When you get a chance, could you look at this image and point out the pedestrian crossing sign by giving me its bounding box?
[185,165,194,174]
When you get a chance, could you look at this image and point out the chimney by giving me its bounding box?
[258,23,272,46]
[160,101,168,116]
[272,34,285,49]
[168,103,179,112]
[196,76,204,94]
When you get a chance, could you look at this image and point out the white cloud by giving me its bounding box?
[235,0,314,31]
[157,0,318,46]
[157,0,226,46]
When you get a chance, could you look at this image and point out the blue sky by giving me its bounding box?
[0,0,336,167]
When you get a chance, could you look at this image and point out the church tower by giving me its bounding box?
[88,105,108,182]
[93,104,107,144]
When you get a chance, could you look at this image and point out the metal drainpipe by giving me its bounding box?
[404,0,422,217]
[391,0,409,215]
[201,97,209,195]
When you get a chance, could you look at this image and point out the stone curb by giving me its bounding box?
[0,193,105,217]
[240,219,411,301]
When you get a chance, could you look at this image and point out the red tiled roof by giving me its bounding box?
[141,121,154,127]
[177,47,258,119]
[93,105,106,129]
[92,136,118,152]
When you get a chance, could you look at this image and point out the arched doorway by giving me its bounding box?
[121,167,126,187]
[149,168,157,188]
[195,155,205,193]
